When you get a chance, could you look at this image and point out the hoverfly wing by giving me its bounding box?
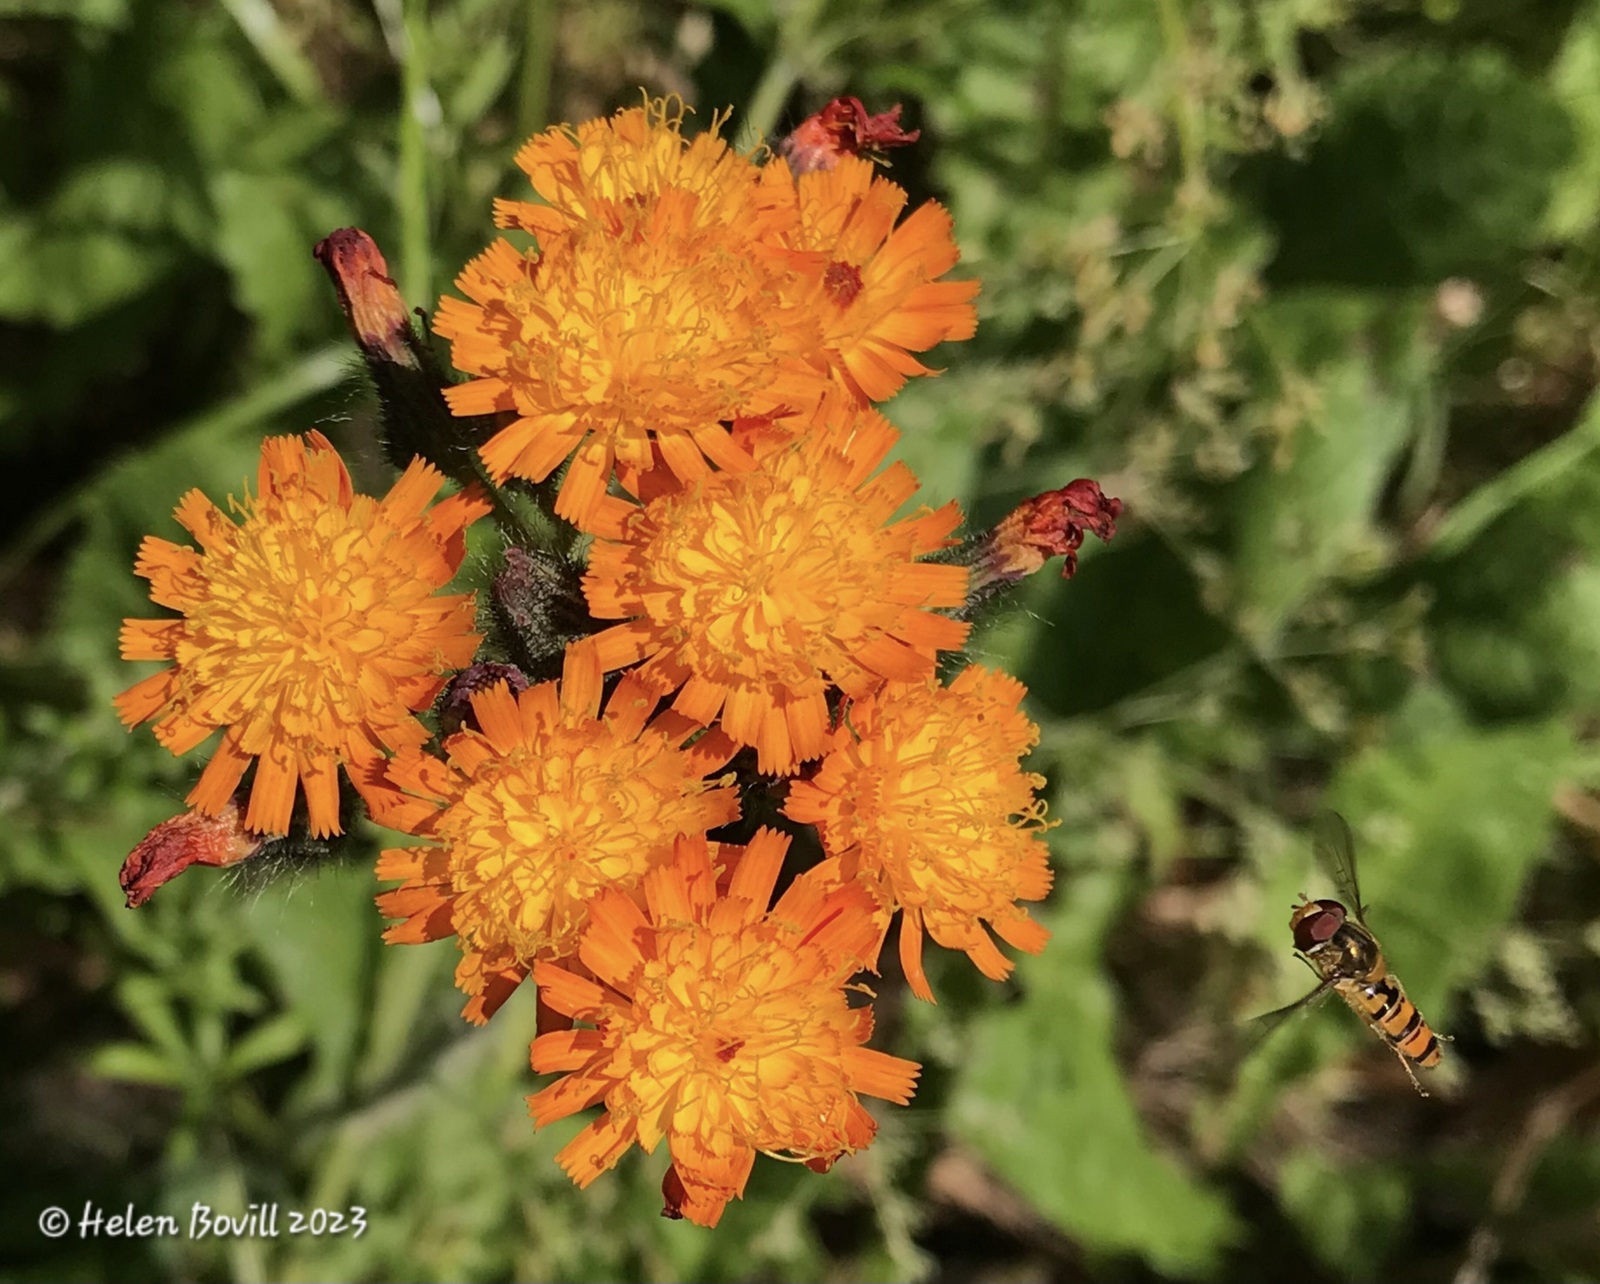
[1311,810,1368,924]
[1244,976,1337,1055]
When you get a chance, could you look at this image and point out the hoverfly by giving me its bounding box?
[1254,812,1444,1093]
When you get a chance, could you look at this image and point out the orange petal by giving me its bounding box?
[724,827,788,915]
[963,929,1016,983]
[119,618,185,662]
[530,1027,605,1073]
[114,669,177,726]
[559,639,604,720]
[841,1046,921,1105]
[300,754,341,838]
[533,960,608,1017]
[991,911,1051,955]
[187,731,253,821]
[899,910,934,1003]
[470,680,526,752]
[246,745,305,837]
[576,892,651,991]
[553,1113,637,1189]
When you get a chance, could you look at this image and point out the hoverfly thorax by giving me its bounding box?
[1289,897,1381,980]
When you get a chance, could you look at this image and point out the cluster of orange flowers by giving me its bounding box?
[116,98,1118,1226]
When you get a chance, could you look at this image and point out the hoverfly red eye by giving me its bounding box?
[1307,912,1341,943]
[1292,904,1346,953]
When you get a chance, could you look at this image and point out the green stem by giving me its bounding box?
[517,0,560,143]
[1155,0,1205,186]
[218,0,325,106]
[744,0,828,141]
[397,0,434,309]
[1426,393,1600,560]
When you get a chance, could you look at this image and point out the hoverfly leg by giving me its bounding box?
[1388,1042,1428,1097]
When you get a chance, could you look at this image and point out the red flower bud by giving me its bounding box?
[120,802,269,908]
[971,479,1123,593]
[781,97,920,174]
[313,228,419,370]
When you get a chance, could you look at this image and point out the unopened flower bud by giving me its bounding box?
[120,801,269,908]
[781,97,920,174]
[962,479,1123,609]
[314,226,492,484]
[491,545,597,681]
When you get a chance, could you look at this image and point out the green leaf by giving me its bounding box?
[949,866,1236,1275]
[0,216,176,327]
[116,973,193,1066]
[1543,0,1600,239]
[241,863,380,1105]
[694,0,779,42]
[209,171,353,355]
[1230,345,1413,638]
[1254,46,1575,284]
[87,1040,185,1087]
[224,1012,311,1079]
[1277,1153,1410,1279]
[1326,701,1576,1009]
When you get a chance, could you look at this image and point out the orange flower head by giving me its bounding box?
[527,828,920,1227]
[434,100,832,528]
[115,431,489,838]
[780,154,980,402]
[373,644,741,1024]
[785,665,1055,1001]
[581,394,971,774]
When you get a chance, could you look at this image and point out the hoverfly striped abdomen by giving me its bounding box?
[1354,971,1442,1068]
[1253,814,1447,1094]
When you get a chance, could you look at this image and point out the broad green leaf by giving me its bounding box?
[950,866,1236,1276]
[242,862,381,1107]
[1230,347,1412,638]
[1326,703,1576,1009]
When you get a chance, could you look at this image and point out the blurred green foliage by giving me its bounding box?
[5,0,1600,1280]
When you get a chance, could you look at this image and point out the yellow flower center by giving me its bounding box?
[502,226,790,457]
[634,467,894,688]
[608,920,857,1155]
[440,724,722,961]
[182,495,446,754]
